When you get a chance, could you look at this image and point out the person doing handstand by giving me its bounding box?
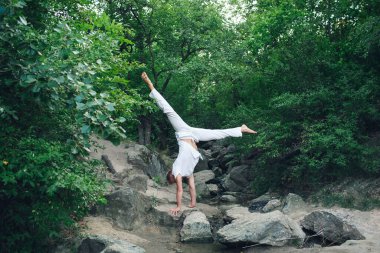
[141,72,257,216]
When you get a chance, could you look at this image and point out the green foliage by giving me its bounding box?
[0,0,140,251]
[226,0,380,193]
[0,128,108,252]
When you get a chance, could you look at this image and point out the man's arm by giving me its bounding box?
[170,175,183,216]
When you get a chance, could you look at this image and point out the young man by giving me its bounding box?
[141,72,257,215]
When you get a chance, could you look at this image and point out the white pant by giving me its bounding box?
[149,89,242,177]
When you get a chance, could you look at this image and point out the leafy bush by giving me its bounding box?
[0,129,107,252]
[0,1,143,251]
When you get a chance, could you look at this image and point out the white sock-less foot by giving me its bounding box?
[241,124,257,134]
[141,72,154,91]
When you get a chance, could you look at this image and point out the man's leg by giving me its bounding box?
[142,72,190,132]
[188,175,196,208]
[191,124,257,142]
[191,127,242,142]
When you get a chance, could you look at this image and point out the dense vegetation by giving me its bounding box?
[0,0,379,251]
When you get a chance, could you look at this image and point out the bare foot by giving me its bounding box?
[241,124,257,134]
[141,72,154,91]
[188,204,196,208]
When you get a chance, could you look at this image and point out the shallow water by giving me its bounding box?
[131,224,322,253]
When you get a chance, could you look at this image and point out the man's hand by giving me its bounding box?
[169,206,181,216]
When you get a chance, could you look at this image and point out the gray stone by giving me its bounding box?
[225,206,251,222]
[222,174,243,192]
[207,184,219,195]
[208,158,220,168]
[194,170,215,198]
[180,211,213,243]
[144,151,168,181]
[229,165,252,185]
[262,199,282,213]
[225,160,240,172]
[217,210,305,247]
[222,165,252,192]
[220,195,237,203]
[123,174,149,192]
[300,211,365,244]
[98,188,151,230]
[282,193,306,214]
[194,170,215,183]
[78,235,145,253]
[212,167,223,177]
[248,193,278,212]
[220,154,235,168]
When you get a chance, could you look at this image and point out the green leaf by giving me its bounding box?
[76,102,86,110]
[81,125,91,134]
[96,113,107,122]
[75,95,84,102]
[106,103,115,111]
[25,75,37,83]
[56,76,65,84]
[117,117,126,123]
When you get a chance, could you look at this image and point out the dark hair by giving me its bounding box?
[166,170,175,184]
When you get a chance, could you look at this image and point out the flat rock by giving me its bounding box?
[81,216,149,245]
[225,206,251,221]
[217,210,305,247]
[152,203,220,227]
[78,235,145,253]
[220,195,237,203]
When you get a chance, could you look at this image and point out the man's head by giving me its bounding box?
[166,170,175,184]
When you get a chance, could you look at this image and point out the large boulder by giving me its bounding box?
[98,188,151,230]
[282,193,307,214]
[141,150,169,181]
[217,210,305,247]
[78,235,145,253]
[222,165,252,192]
[122,174,149,192]
[180,211,213,243]
[262,199,282,213]
[300,211,365,245]
[194,170,215,198]
[224,206,251,222]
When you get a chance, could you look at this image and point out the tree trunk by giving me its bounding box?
[144,116,151,145]
[138,117,145,145]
